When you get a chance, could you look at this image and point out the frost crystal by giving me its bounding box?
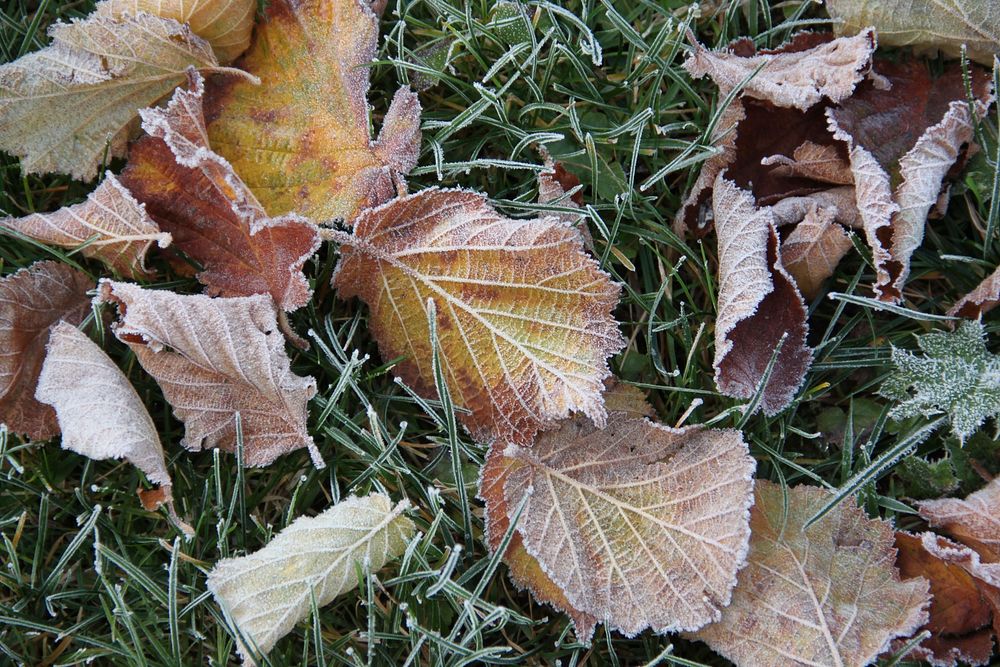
[881,321,1000,443]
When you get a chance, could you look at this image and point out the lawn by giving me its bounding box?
[1,0,998,665]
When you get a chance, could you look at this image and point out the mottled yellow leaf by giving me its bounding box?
[828,0,1000,65]
[0,11,224,181]
[0,174,170,279]
[96,0,255,63]
[208,493,414,661]
[204,0,421,221]
[691,481,930,667]
[330,188,624,446]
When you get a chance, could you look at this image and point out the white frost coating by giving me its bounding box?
[207,493,415,662]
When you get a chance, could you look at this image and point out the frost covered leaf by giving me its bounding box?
[97,280,321,467]
[920,478,1000,564]
[893,531,1000,667]
[0,11,222,181]
[684,29,875,111]
[0,175,170,279]
[0,262,92,439]
[35,322,190,534]
[880,321,1000,444]
[96,0,255,64]
[479,381,755,638]
[204,0,421,221]
[122,73,320,312]
[827,0,1000,65]
[712,175,812,415]
[691,480,930,667]
[781,204,853,298]
[761,141,854,186]
[208,493,414,660]
[828,60,993,302]
[949,265,1000,319]
[331,188,624,446]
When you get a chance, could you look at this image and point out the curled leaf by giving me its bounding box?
[781,204,853,298]
[208,493,414,660]
[684,29,875,111]
[479,381,755,639]
[331,188,624,446]
[894,531,1000,666]
[827,60,993,302]
[761,141,854,186]
[712,175,812,415]
[204,0,422,221]
[0,261,92,439]
[690,481,930,667]
[0,174,170,279]
[0,11,221,180]
[122,73,320,312]
[827,0,1000,65]
[920,478,1000,564]
[95,0,255,64]
[35,322,191,535]
[98,280,321,468]
[949,265,1000,319]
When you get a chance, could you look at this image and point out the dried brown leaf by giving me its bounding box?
[97,280,321,468]
[35,322,191,534]
[761,141,854,185]
[0,262,92,439]
[949,265,1000,318]
[713,175,812,415]
[204,0,421,221]
[95,0,255,64]
[691,481,931,667]
[684,29,875,111]
[331,188,624,446]
[920,478,1000,564]
[122,73,320,312]
[0,175,170,279]
[781,204,853,298]
[480,388,755,638]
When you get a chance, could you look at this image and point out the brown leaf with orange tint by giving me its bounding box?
[949,265,1000,319]
[893,531,998,666]
[684,29,875,111]
[827,60,994,302]
[122,73,320,313]
[920,478,1000,564]
[330,188,624,446]
[479,380,755,639]
[781,204,853,298]
[0,174,170,279]
[0,262,92,440]
[690,481,930,667]
[712,175,811,415]
[761,141,854,186]
[97,280,321,468]
[204,0,421,222]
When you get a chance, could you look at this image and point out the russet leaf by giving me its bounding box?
[331,188,624,446]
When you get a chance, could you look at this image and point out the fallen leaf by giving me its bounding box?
[949,265,1000,319]
[690,480,930,667]
[204,0,421,221]
[122,73,320,313]
[479,382,755,638]
[827,60,993,302]
[0,262,92,439]
[770,186,862,228]
[35,322,191,535]
[781,204,853,298]
[0,11,225,181]
[827,0,1000,65]
[208,493,414,660]
[920,478,1000,564]
[761,141,854,186]
[684,29,875,111]
[712,175,812,415]
[0,174,171,279]
[880,320,1000,444]
[330,188,624,446]
[97,280,321,468]
[96,0,255,64]
[893,531,999,666]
